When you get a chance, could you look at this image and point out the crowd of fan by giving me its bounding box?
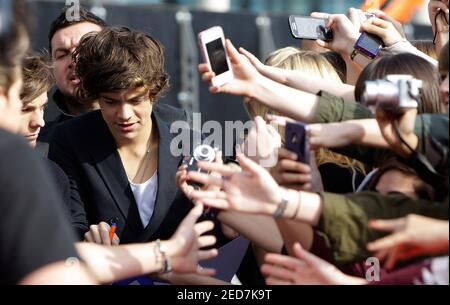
[0,0,448,285]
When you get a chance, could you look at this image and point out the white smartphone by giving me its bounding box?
[198,26,233,87]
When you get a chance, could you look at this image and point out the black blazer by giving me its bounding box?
[48,103,208,244]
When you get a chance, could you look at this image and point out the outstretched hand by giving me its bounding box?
[198,39,262,98]
[186,153,282,215]
[367,214,449,270]
[261,243,365,285]
[167,204,218,275]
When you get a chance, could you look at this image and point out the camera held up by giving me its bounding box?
[362,75,423,112]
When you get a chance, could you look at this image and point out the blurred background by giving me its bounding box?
[26,0,434,151]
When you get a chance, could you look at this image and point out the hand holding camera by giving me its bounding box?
[364,75,422,157]
[360,17,404,48]
[176,144,218,201]
[362,75,423,112]
[288,15,333,41]
[365,8,406,38]
[309,12,360,56]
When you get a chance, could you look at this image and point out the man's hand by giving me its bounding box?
[84,222,120,246]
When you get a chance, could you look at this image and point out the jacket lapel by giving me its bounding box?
[138,109,184,241]
[87,112,144,236]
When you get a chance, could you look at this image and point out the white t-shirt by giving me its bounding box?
[129,170,158,228]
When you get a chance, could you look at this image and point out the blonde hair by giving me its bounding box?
[245,47,366,175]
[410,40,438,60]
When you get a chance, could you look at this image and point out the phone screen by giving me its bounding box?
[206,38,229,75]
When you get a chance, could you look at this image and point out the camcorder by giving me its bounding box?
[362,75,423,112]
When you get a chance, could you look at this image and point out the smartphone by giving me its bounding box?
[284,121,310,164]
[198,26,233,87]
[288,15,333,41]
[354,32,384,59]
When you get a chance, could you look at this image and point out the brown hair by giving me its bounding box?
[321,51,347,83]
[355,53,441,114]
[0,0,29,92]
[410,40,438,60]
[48,6,106,54]
[438,42,449,74]
[20,52,54,105]
[367,158,435,201]
[74,26,169,103]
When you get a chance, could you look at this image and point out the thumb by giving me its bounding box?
[181,203,204,228]
[292,242,323,267]
[225,39,241,65]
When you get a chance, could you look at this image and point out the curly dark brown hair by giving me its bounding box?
[73,26,169,103]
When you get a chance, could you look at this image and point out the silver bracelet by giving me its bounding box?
[273,187,289,219]
[154,239,172,274]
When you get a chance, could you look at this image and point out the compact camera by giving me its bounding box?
[183,144,216,187]
[362,75,423,112]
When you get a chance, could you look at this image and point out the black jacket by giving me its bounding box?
[48,103,218,244]
[38,88,74,145]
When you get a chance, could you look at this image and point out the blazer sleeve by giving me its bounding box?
[48,127,89,240]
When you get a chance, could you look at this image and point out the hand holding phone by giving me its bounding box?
[353,31,384,59]
[288,15,333,41]
[198,26,234,87]
[284,121,310,165]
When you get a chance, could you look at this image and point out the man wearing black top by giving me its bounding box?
[38,7,106,144]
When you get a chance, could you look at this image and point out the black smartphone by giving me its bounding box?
[354,32,384,59]
[285,121,310,164]
[288,15,333,41]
